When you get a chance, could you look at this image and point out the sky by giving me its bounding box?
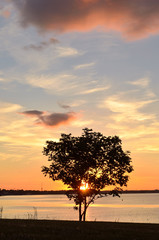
[0,0,159,191]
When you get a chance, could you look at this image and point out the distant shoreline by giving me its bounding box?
[0,189,159,196]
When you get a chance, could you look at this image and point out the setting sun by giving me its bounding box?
[80,181,89,191]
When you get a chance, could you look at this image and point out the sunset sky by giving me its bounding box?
[0,0,159,191]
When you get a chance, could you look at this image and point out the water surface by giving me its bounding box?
[0,193,159,223]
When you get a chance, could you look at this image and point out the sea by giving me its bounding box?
[0,193,159,223]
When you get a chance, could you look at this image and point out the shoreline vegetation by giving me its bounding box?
[0,189,159,196]
[0,219,159,240]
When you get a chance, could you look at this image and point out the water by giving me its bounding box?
[0,193,159,223]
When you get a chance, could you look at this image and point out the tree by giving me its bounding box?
[42,128,133,221]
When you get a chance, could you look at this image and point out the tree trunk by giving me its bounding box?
[79,201,82,221]
[83,196,87,222]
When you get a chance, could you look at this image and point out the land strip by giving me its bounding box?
[0,189,159,196]
[0,219,159,240]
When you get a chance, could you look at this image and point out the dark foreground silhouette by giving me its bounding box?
[42,128,133,221]
[0,219,159,240]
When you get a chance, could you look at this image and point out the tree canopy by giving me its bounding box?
[42,128,133,221]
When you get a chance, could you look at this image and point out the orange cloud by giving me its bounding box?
[2,10,10,18]
[13,0,159,40]
[20,110,76,128]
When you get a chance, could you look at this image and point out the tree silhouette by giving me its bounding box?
[42,128,133,221]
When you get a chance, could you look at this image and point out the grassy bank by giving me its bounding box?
[0,219,159,240]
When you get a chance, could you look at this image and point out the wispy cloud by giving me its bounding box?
[69,100,86,107]
[128,78,150,88]
[106,122,158,138]
[12,0,159,40]
[100,77,158,122]
[26,74,79,93]
[23,38,59,51]
[136,145,159,152]
[79,85,110,95]
[0,102,22,113]
[74,62,95,70]
[127,77,156,98]
[58,99,86,109]
[98,78,159,153]
[103,96,156,122]
[0,75,5,82]
[72,119,94,127]
[58,102,71,110]
[58,100,87,109]
[26,73,107,96]
[58,100,86,109]
[55,46,80,57]
[20,110,76,128]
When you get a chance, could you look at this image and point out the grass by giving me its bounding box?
[0,219,159,240]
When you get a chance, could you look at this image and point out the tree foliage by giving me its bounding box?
[42,128,133,221]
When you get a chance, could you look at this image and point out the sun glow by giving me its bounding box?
[80,181,89,191]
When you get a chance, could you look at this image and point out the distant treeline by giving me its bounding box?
[0,189,67,196]
[0,189,159,196]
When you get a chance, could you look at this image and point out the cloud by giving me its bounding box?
[0,72,5,82]
[0,1,11,18]
[0,102,22,113]
[58,102,71,109]
[0,102,61,151]
[99,77,158,123]
[136,145,159,152]
[26,74,79,93]
[72,119,94,127]
[102,95,156,122]
[74,62,95,70]
[127,77,156,98]
[12,0,159,40]
[128,78,150,88]
[0,9,10,18]
[55,46,80,57]
[79,85,110,95]
[20,110,44,116]
[26,72,110,97]
[24,44,80,57]
[70,100,86,107]
[20,110,76,128]
[58,100,87,109]
[97,78,159,153]
[0,71,5,82]
[23,38,59,51]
